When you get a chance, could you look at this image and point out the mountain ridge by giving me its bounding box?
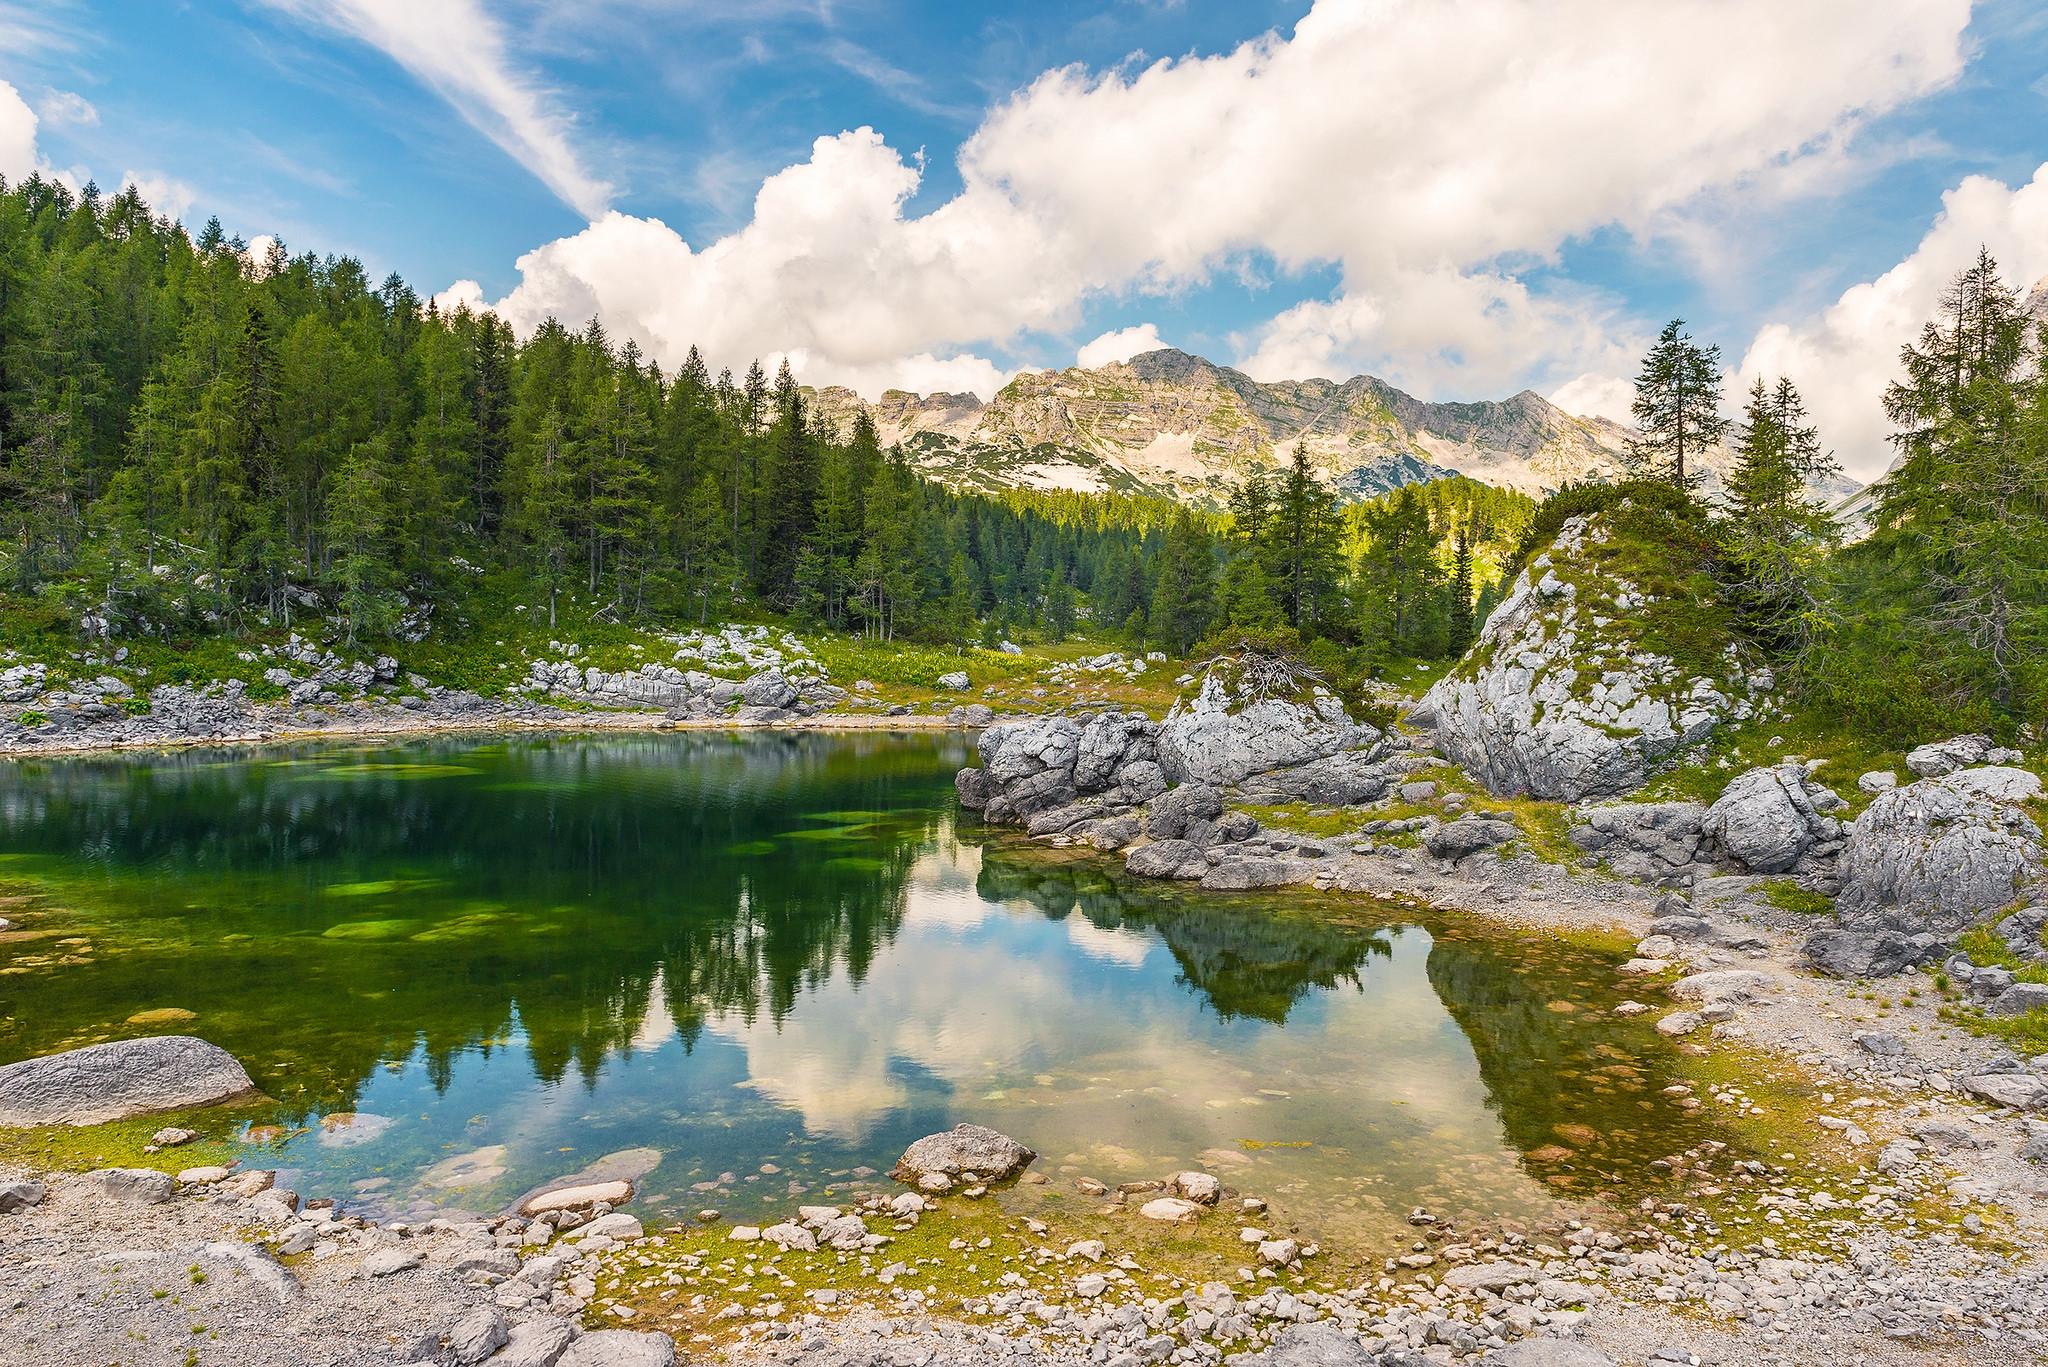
[810,348,1694,505]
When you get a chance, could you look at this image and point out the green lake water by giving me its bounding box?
[0,731,1731,1251]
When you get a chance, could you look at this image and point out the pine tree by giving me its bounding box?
[1149,512,1216,655]
[1270,443,1342,633]
[1626,319,1728,491]
[1448,525,1476,651]
[1720,376,1839,656]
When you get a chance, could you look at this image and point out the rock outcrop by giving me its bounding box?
[1415,515,1763,801]
[0,1036,256,1127]
[1157,673,1384,786]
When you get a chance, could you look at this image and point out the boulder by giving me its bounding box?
[1125,840,1209,881]
[1225,1323,1376,1365]
[891,1123,1035,1185]
[1145,784,1225,841]
[1905,734,1996,778]
[1074,712,1158,791]
[0,1036,255,1127]
[447,1308,511,1365]
[1233,750,1397,806]
[1138,1196,1204,1222]
[484,1319,577,1367]
[739,669,799,710]
[1422,815,1520,860]
[520,1180,631,1215]
[1667,969,1777,1003]
[1858,769,1899,794]
[1802,928,1947,979]
[1201,857,1307,891]
[936,671,970,691]
[1112,759,1169,804]
[1701,762,1844,874]
[1157,672,1379,786]
[1834,777,2042,936]
[558,1332,676,1367]
[1415,516,1761,801]
[93,1167,175,1204]
[1941,765,2043,804]
[1568,802,1708,884]
[0,1178,47,1213]
[761,1222,817,1252]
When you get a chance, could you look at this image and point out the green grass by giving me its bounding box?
[1758,879,1834,917]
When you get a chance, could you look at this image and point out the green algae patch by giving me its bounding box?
[323,878,443,899]
[311,763,480,780]
[0,1100,269,1175]
[319,919,426,941]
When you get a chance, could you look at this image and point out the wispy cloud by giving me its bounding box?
[257,0,611,218]
[821,38,978,121]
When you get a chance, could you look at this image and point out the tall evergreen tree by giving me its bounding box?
[1626,319,1728,491]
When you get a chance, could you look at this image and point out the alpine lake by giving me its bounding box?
[0,731,1787,1262]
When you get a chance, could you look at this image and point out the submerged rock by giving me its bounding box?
[0,1035,255,1127]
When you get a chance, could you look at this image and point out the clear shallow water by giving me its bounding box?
[0,732,1725,1249]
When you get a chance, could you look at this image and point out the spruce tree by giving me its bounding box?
[1626,319,1728,491]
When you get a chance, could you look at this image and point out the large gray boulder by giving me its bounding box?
[1905,733,2003,778]
[1568,801,1709,885]
[1415,515,1762,800]
[1834,776,2042,936]
[1701,761,1846,874]
[0,1036,256,1127]
[1157,673,1378,786]
[891,1123,1035,1185]
[1234,750,1398,806]
[558,1330,677,1367]
[1224,1323,1377,1364]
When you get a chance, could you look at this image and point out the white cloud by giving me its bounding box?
[0,79,39,183]
[261,0,612,218]
[1077,323,1167,369]
[452,0,1973,402]
[36,89,96,127]
[1736,163,2048,482]
[1549,372,1637,426]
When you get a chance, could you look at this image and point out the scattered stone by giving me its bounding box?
[1138,1196,1205,1222]
[521,1180,632,1216]
[558,1330,675,1367]
[447,1307,510,1365]
[0,1178,47,1213]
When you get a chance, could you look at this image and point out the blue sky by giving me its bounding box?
[3,0,2046,477]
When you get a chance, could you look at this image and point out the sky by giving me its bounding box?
[2,0,2046,482]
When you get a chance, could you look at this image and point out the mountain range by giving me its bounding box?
[809,348,1804,506]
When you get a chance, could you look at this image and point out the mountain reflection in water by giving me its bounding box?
[0,732,1723,1239]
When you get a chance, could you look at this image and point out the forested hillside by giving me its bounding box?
[0,176,1503,671]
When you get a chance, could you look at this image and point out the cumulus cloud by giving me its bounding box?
[260,0,612,218]
[452,0,1973,401]
[0,79,38,183]
[1736,164,2048,482]
[1548,371,1638,426]
[1077,323,1168,369]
